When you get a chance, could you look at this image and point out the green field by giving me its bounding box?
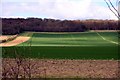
[2,32,119,59]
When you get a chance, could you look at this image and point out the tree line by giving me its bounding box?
[2,18,119,35]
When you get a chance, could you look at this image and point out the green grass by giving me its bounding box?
[2,32,119,59]
[19,32,119,46]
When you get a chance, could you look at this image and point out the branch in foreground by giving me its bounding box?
[104,0,120,19]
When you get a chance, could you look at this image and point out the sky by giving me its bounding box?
[0,0,119,20]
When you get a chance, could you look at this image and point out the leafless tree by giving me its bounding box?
[2,39,34,79]
[104,0,120,19]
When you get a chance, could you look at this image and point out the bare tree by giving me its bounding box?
[104,0,120,19]
[2,39,34,79]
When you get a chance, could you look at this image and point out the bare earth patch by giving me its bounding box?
[2,59,120,78]
[0,35,17,41]
[0,36,30,47]
[0,36,9,41]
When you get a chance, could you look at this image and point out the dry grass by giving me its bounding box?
[90,30,119,32]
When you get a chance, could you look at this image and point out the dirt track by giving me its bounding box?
[0,36,30,47]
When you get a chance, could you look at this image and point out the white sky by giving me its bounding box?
[0,0,119,20]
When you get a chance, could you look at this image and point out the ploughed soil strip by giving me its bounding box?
[0,36,30,47]
[2,59,120,78]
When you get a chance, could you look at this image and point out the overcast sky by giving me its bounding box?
[1,0,119,20]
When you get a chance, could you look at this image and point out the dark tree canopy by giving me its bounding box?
[2,18,119,35]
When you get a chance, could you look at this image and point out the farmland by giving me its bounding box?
[2,31,119,60]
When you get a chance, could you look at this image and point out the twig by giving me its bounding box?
[104,0,120,19]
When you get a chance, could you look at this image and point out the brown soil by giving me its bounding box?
[0,36,30,47]
[2,59,120,78]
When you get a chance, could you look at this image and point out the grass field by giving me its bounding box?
[2,31,119,59]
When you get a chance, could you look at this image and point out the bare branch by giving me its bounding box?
[108,0,120,17]
[104,0,120,19]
